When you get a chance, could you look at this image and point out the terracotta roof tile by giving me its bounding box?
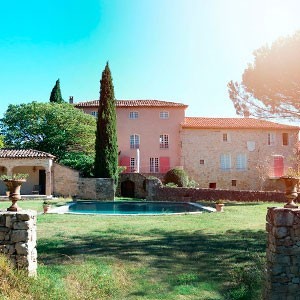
[182,117,299,130]
[0,149,55,159]
[74,99,188,108]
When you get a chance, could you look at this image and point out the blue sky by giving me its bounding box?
[1,0,300,121]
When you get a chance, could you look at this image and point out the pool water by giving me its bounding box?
[53,201,214,215]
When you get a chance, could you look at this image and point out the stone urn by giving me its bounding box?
[215,202,225,212]
[3,179,26,211]
[280,176,300,208]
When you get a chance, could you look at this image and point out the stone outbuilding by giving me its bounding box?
[0,149,55,197]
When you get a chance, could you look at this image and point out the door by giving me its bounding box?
[39,170,46,195]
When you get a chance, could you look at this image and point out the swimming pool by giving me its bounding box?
[50,201,215,215]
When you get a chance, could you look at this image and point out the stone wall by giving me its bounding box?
[146,178,290,202]
[53,163,80,197]
[265,207,300,299]
[0,210,37,276]
[181,128,299,191]
[78,178,114,200]
[116,173,147,198]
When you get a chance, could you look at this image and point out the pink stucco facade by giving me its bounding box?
[76,100,187,175]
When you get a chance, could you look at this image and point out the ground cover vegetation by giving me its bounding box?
[228,30,300,120]
[94,63,119,184]
[0,102,96,176]
[0,200,270,299]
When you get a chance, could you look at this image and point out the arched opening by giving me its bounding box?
[121,180,135,198]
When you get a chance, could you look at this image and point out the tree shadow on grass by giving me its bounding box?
[38,228,266,287]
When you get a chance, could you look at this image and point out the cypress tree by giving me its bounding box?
[94,62,118,185]
[49,79,64,103]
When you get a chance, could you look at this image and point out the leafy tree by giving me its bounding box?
[59,152,94,177]
[228,31,300,120]
[49,79,64,103]
[1,102,96,163]
[0,135,4,148]
[94,63,118,184]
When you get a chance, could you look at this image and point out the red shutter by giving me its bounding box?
[159,157,170,173]
[119,156,130,173]
[274,156,284,177]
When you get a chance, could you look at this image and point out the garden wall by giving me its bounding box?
[146,178,293,202]
[265,207,300,299]
[0,210,37,276]
[53,163,80,197]
[77,178,114,200]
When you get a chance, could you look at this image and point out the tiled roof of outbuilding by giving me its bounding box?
[74,99,188,108]
[182,117,299,130]
[0,149,55,159]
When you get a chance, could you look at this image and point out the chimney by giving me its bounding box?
[69,96,74,104]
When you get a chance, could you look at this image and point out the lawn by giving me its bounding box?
[0,200,275,300]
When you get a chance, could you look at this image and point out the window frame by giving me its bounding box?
[129,111,139,119]
[236,153,247,171]
[130,157,135,172]
[130,134,140,149]
[150,157,159,173]
[159,134,169,149]
[268,132,276,146]
[220,153,231,171]
[159,111,169,119]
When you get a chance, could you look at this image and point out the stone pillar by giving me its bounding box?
[265,207,300,299]
[0,210,37,276]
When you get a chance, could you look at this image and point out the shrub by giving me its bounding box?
[164,168,189,187]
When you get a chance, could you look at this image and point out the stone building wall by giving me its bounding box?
[0,210,37,276]
[181,128,298,191]
[265,207,300,299]
[146,178,290,202]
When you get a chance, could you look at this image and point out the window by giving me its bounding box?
[209,183,216,189]
[150,157,159,173]
[160,111,169,119]
[91,111,98,118]
[282,133,289,146]
[199,159,205,165]
[222,133,229,142]
[220,153,231,170]
[236,153,247,170]
[130,158,135,172]
[232,180,237,187]
[160,134,169,149]
[268,133,275,146]
[130,134,140,149]
[129,111,139,119]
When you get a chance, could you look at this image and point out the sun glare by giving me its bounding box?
[260,2,300,43]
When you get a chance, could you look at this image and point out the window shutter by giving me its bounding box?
[119,156,130,173]
[159,157,170,173]
[274,156,284,177]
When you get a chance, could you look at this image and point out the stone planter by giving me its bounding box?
[3,179,26,211]
[215,203,224,212]
[43,204,51,214]
[280,176,299,208]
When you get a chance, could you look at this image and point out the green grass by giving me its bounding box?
[0,200,274,299]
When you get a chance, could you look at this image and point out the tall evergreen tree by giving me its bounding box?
[94,63,118,184]
[49,79,64,103]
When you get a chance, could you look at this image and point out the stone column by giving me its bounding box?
[0,210,37,276]
[45,160,53,197]
[265,207,300,300]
